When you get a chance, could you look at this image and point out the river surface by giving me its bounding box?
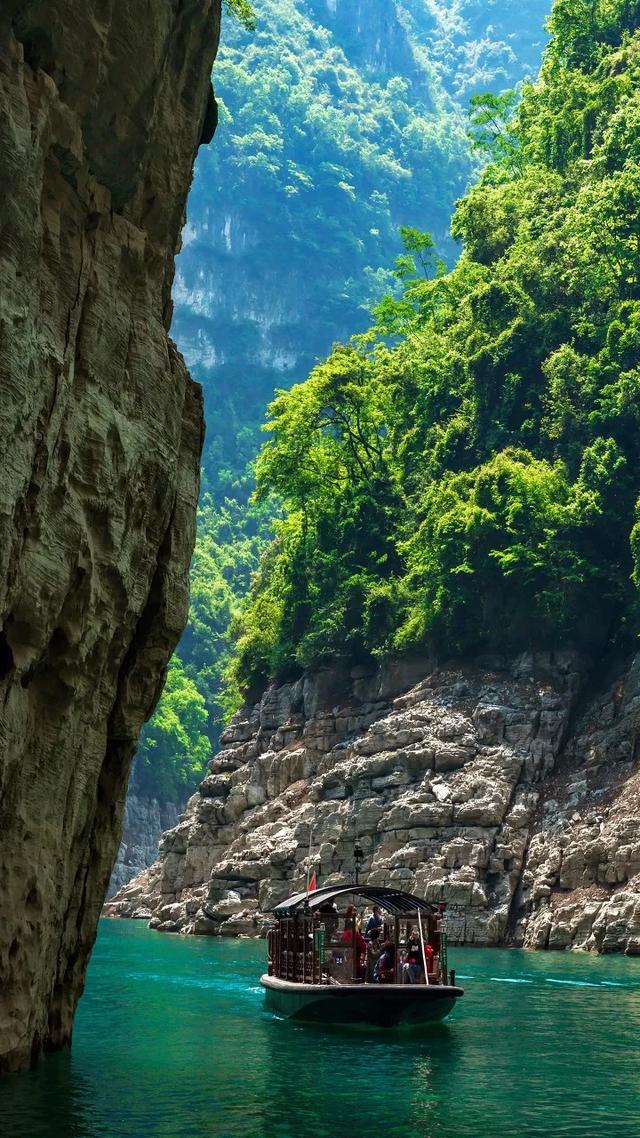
[3,918,640,1138]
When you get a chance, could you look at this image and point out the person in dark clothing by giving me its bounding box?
[374,939,396,983]
[364,905,384,940]
[365,926,382,981]
[403,928,423,984]
[318,900,338,914]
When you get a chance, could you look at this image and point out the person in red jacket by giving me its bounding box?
[340,905,367,955]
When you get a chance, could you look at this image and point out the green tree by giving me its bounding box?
[223,0,256,30]
[135,659,211,801]
[228,0,640,692]
[468,90,521,169]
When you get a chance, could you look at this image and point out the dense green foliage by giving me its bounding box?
[231,0,640,691]
[135,659,210,801]
[181,0,478,516]
[134,1,551,800]
[131,495,273,799]
[223,0,256,30]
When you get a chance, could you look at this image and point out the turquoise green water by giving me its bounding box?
[3,920,640,1138]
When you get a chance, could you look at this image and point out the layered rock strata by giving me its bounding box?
[108,795,180,898]
[108,653,640,953]
[519,657,640,953]
[98,654,607,947]
[0,0,220,1071]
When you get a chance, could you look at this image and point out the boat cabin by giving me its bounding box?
[266,884,455,988]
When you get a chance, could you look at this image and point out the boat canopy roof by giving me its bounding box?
[271,883,437,918]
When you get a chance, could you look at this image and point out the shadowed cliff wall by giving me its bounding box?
[0,0,220,1071]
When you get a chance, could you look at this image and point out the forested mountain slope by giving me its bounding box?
[232,0,640,690]
[128,0,551,820]
[109,1,640,953]
[178,0,550,512]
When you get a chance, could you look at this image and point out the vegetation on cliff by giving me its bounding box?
[231,0,640,691]
[134,0,551,798]
[180,0,549,517]
[135,659,211,800]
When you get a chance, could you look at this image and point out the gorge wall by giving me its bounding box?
[0,0,220,1072]
[107,653,640,955]
[108,794,180,899]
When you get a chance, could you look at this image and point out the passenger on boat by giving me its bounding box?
[402,929,434,983]
[374,940,396,984]
[364,906,384,940]
[318,899,338,914]
[340,906,367,955]
[365,927,382,981]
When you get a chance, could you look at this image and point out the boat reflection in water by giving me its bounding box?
[261,884,464,1027]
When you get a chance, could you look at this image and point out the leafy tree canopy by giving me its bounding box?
[223,0,256,30]
[230,0,640,692]
[134,0,553,799]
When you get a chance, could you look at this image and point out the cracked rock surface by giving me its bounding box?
[0,0,219,1071]
[109,652,640,954]
[106,651,633,954]
[519,657,640,953]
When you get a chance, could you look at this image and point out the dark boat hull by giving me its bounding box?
[260,975,463,1026]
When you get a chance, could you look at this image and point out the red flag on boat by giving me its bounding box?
[308,871,317,892]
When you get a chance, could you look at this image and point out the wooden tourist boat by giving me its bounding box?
[260,883,464,1027]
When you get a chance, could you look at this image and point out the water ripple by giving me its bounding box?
[2,921,640,1138]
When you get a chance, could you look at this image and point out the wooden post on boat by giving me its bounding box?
[394,917,400,983]
[417,907,429,985]
[302,915,307,984]
[441,930,449,985]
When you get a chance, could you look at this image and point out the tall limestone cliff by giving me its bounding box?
[107,654,640,954]
[0,0,220,1071]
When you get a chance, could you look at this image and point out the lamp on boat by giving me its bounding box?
[353,841,364,884]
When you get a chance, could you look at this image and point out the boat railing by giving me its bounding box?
[267,910,452,986]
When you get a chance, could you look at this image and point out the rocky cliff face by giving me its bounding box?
[0,0,220,1071]
[105,652,640,953]
[520,659,640,953]
[306,0,425,85]
[107,794,181,899]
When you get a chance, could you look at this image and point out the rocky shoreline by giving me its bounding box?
[106,652,640,954]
